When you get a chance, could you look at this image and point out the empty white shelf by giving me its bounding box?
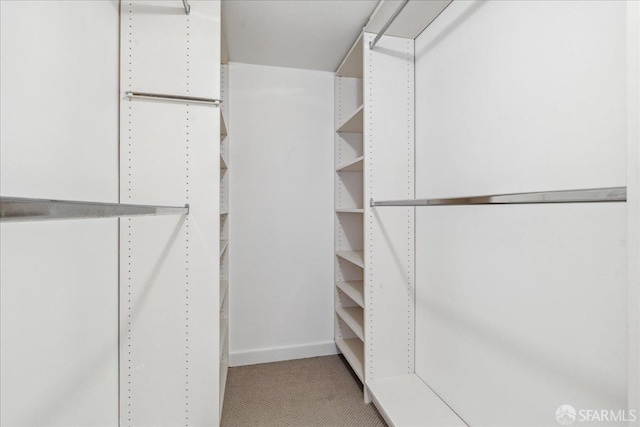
[368,374,466,427]
[220,316,229,353]
[335,306,364,341]
[336,34,363,79]
[336,250,364,268]
[220,109,227,138]
[336,105,363,133]
[220,153,228,170]
[336,281,364,308]
[220,240,229,257]
[335,337,364,382]
[336,208,364,214]
[220,279,229,311]
[336,155,364,172]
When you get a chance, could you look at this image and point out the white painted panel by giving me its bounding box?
[416,205,627,426]
[627,0,640,416]
[228,63,335,366]
[120,1,221,425]
[414,2,630,426]
[415,0,626,198]
[0,2,119,425]
[364,33,415,381]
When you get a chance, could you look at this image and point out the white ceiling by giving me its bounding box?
[222,0,380,72]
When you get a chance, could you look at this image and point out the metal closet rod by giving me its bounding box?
[0,197,189,222]
[369,0,409,49]
[125,91,222,106]
[182,0,190,15]
[370,187,627,207]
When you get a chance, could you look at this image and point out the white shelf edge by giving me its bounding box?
[221,210,229,216]
[335,306,364,341]
[336,104,364,133]
[220,240,229,258]
[336,250,364,268]
[336,281,364,308]
[336,155,364,172]
[336,33,363,78]
[220,153,228,170]
[335,337,364,383]
[368,374,466,427]
[220,108,228,138]
[336,208,364,214]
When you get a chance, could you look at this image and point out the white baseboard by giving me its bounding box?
[230,340,339,367]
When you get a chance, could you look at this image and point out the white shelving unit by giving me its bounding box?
[334,32,367,402]
[219,58,230,418]
[359,4,465,424]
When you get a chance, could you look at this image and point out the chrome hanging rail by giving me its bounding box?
[369,0,409,50]
[125,91,222,106]
[370,187,627,207]
[0,197,189,222]
[182,0,191,15]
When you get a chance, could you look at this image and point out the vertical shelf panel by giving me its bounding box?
[364,32,416,384]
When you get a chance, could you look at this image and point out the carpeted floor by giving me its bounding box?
[220,355,387,427]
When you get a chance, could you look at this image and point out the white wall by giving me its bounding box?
[414,1,629,426]
[0,1,120,425]
[228,63,335,366]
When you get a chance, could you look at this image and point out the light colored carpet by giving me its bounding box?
[220,355,387,427]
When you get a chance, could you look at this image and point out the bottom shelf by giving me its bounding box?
[335,337,364,383]
[367,374,465,427]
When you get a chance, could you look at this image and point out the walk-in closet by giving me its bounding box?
[1,1,639,426]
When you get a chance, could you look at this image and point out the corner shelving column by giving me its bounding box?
[334,34,368,401]
[219,61,230,418]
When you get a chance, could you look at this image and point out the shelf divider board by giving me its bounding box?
[335,306,364,341]
[336,33,363,79]
[336,209,364,214]
[336,280,364,308]
[336,337,365,382]
[368,374,466,427]
[336,155,364,172]
[220,240,229,258]
[336,250,364,268]
[336,105,364,133]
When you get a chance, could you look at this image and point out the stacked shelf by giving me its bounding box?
[219,63,230,417]
[334,32,366,400]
